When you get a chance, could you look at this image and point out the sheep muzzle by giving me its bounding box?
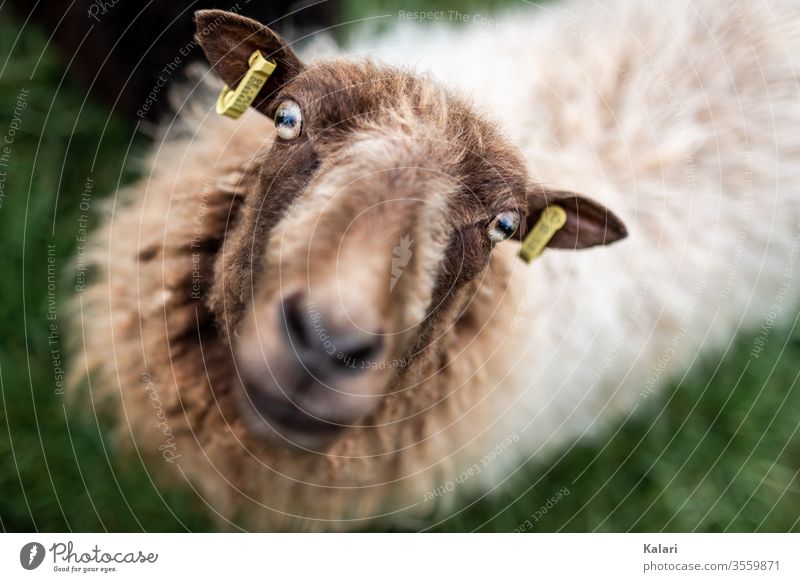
[232,169,449,451]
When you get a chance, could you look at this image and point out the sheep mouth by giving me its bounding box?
[240,379,346,448]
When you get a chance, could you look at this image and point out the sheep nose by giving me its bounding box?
[235,293,391,449]
[280,294,384,374]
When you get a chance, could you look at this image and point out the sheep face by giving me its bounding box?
[194,11,627,452]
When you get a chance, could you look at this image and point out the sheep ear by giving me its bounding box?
[194,10,304,115]
[523,188,628,249]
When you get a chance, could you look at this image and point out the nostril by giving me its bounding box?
[280,294,314,350]
[331,333,383,369]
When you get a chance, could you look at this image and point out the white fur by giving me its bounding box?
[350,0,800,488]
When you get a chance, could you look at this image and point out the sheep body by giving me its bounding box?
[72,0,800,529]
[366,0,800,479]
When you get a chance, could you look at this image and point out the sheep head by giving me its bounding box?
[194,10,627,452]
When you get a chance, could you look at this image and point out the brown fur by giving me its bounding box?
[70,10,625,530]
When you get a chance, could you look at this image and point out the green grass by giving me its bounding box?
[0,12,210,532]
[1,2,799,532]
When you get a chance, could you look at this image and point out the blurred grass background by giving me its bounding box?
[1,0,799,532]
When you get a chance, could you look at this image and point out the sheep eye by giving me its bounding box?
[487,210,520,243]
[274,100,302,140]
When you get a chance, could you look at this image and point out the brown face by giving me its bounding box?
[195,10,627,451]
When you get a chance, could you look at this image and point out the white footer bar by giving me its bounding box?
[1,533,797,580]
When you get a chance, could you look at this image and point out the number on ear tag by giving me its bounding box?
[216,50,277,119]
[519,205,568,263]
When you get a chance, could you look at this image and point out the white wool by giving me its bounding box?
[350,0,800,484]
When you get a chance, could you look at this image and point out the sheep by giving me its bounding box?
[70,0,800,531]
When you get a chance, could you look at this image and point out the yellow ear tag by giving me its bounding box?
[215,50,277,119]
[519,205,568,263]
